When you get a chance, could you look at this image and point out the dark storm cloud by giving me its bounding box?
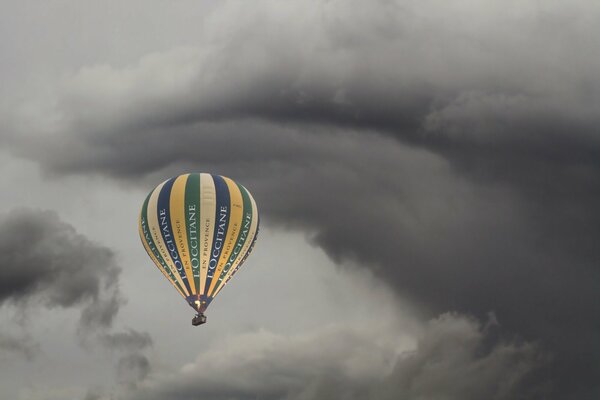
[0,209,122,331]
[3,1,600,398]
[126,313,543,400]
[10,1,600,178]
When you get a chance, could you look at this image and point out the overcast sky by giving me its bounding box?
[0,1,598,399]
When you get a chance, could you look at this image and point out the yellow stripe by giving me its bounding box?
[170,174,197,295]
[138,213,186,299]
[147,181,190,297]
[198,173,216,295]
[207,177,244,295]
[212,188,259,298]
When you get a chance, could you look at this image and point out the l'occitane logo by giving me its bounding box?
[207,206,228,278]
[188,204,200,278]
[160,208,186,277]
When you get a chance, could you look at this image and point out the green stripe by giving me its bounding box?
[210,183,253,297]
[140,193,186,295]
[184,173,201,293]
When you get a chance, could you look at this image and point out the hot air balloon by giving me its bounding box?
[138,173,259,326]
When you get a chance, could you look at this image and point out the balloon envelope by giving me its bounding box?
[138,173,259,313]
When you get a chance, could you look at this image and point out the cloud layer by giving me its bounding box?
[127,313,543,400]
[1,1,598,398]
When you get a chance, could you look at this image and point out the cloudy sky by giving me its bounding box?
[1,1,598,399]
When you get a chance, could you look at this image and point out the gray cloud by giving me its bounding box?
[83,389,104,400]
[374,314,547,400]
[118,353,152,388]
[0,209,122,332]
[102,329,153,389]
[8,1,600,179]
[100,329,153,353]
[0,208,155,398]
[99,329,153,391]
[126,313,543,400]
[0,332,39,360]
[2,1,599,398]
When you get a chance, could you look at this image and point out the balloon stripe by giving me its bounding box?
[139,194,186,298]
[210,182,253,297]
[224,216,259,287]
[230,185,259,270]
[207,177,244,297]
[202,175,230,299]
[230,190,260,276]
[170,174,197,295]
[147,181,190,296]
[157,177,193,295]
[198,173,216,299]
[184,173,202,294]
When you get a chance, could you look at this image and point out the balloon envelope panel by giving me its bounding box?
[138,173,259,312]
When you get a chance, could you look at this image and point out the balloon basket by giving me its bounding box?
[192,313,207,326]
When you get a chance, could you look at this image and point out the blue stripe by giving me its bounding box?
[203,175,230,301]
[157,177,192,294]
